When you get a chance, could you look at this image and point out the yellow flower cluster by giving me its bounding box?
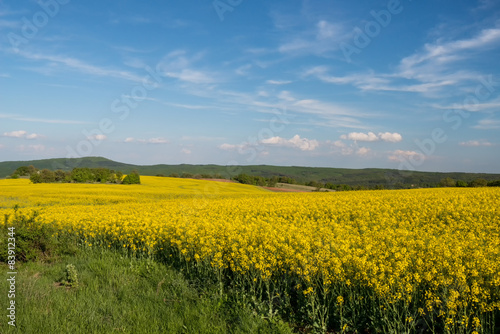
[1,176,499,330]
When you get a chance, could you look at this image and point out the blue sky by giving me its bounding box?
[1,0,499,172]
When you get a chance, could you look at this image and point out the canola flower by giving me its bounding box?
[1,176,499,332]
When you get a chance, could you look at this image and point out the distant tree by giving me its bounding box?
[54,170,69,182]
[181,172,193,178]
[10,173,20,179]
[169,173,179,178]
[487,180,500,187]
[267,176,279,187]
[71,168,94,183]
[439,177,456,187]
[456,180,468,187]
[93,168,111,183]
[30,172,42,184]
[469,178,488,187]
[14,165,38,176]
[122,171,141,185]
[279,176,296,184]
[30,169,55,183]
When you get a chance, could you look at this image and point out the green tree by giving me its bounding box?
[54,170,69,182]
[122,171,141,184]
[469,178,488,187]
[456,180,468,187]
[439,177,456,187]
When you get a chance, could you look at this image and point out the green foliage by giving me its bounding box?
[439,177,456,187]
[122,171,141,184]
[469,178,488,187]
[62,264,79,288]
[0,208,55,262]
[71,167,94,183]
[456,180,468,187]
[13,165,38,176]
[488,180,500,187]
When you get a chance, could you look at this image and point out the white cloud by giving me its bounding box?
[87,134,107,141]
[261,134,319,151]
[124,137,169,144]
[341,132,378,142]
[143,137,168,144]
[219,143,240,151]
[340,131,402,142]
[459,140,494,147]
[356,147,371,156]
[388,150,425,162]
[378,132,403,143]
[3,130,42,139]
[266,80,292,85]
[220,135,319,152]
[26,133,41,140]
[3,130,27,138]
[181,148,192,154]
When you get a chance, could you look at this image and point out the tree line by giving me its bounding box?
[438,177,499,188]
[11,166,140,184]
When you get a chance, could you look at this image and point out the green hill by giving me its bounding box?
[1,156,499,188]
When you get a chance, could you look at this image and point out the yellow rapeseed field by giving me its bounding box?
[1,176,499,333]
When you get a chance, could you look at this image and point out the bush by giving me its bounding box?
[1,208,55,262]
[122,171,141,184]
[0,206,78,263]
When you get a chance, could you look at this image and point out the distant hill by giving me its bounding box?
[1,156,499,188]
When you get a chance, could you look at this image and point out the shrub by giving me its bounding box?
[122,171,141,184]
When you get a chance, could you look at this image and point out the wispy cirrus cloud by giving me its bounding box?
[305,26,500,94]
[473,118,500,129]
[14,50,146,83]
[459,139,494,147]
[156,50,218,84]
[0,113,88,124]
[278,19,346,56]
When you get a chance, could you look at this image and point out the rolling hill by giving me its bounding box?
[1,156,499,188]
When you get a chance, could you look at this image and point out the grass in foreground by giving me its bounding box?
[0,247,292,334]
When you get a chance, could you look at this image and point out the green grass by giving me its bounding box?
[0,247,293,334]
